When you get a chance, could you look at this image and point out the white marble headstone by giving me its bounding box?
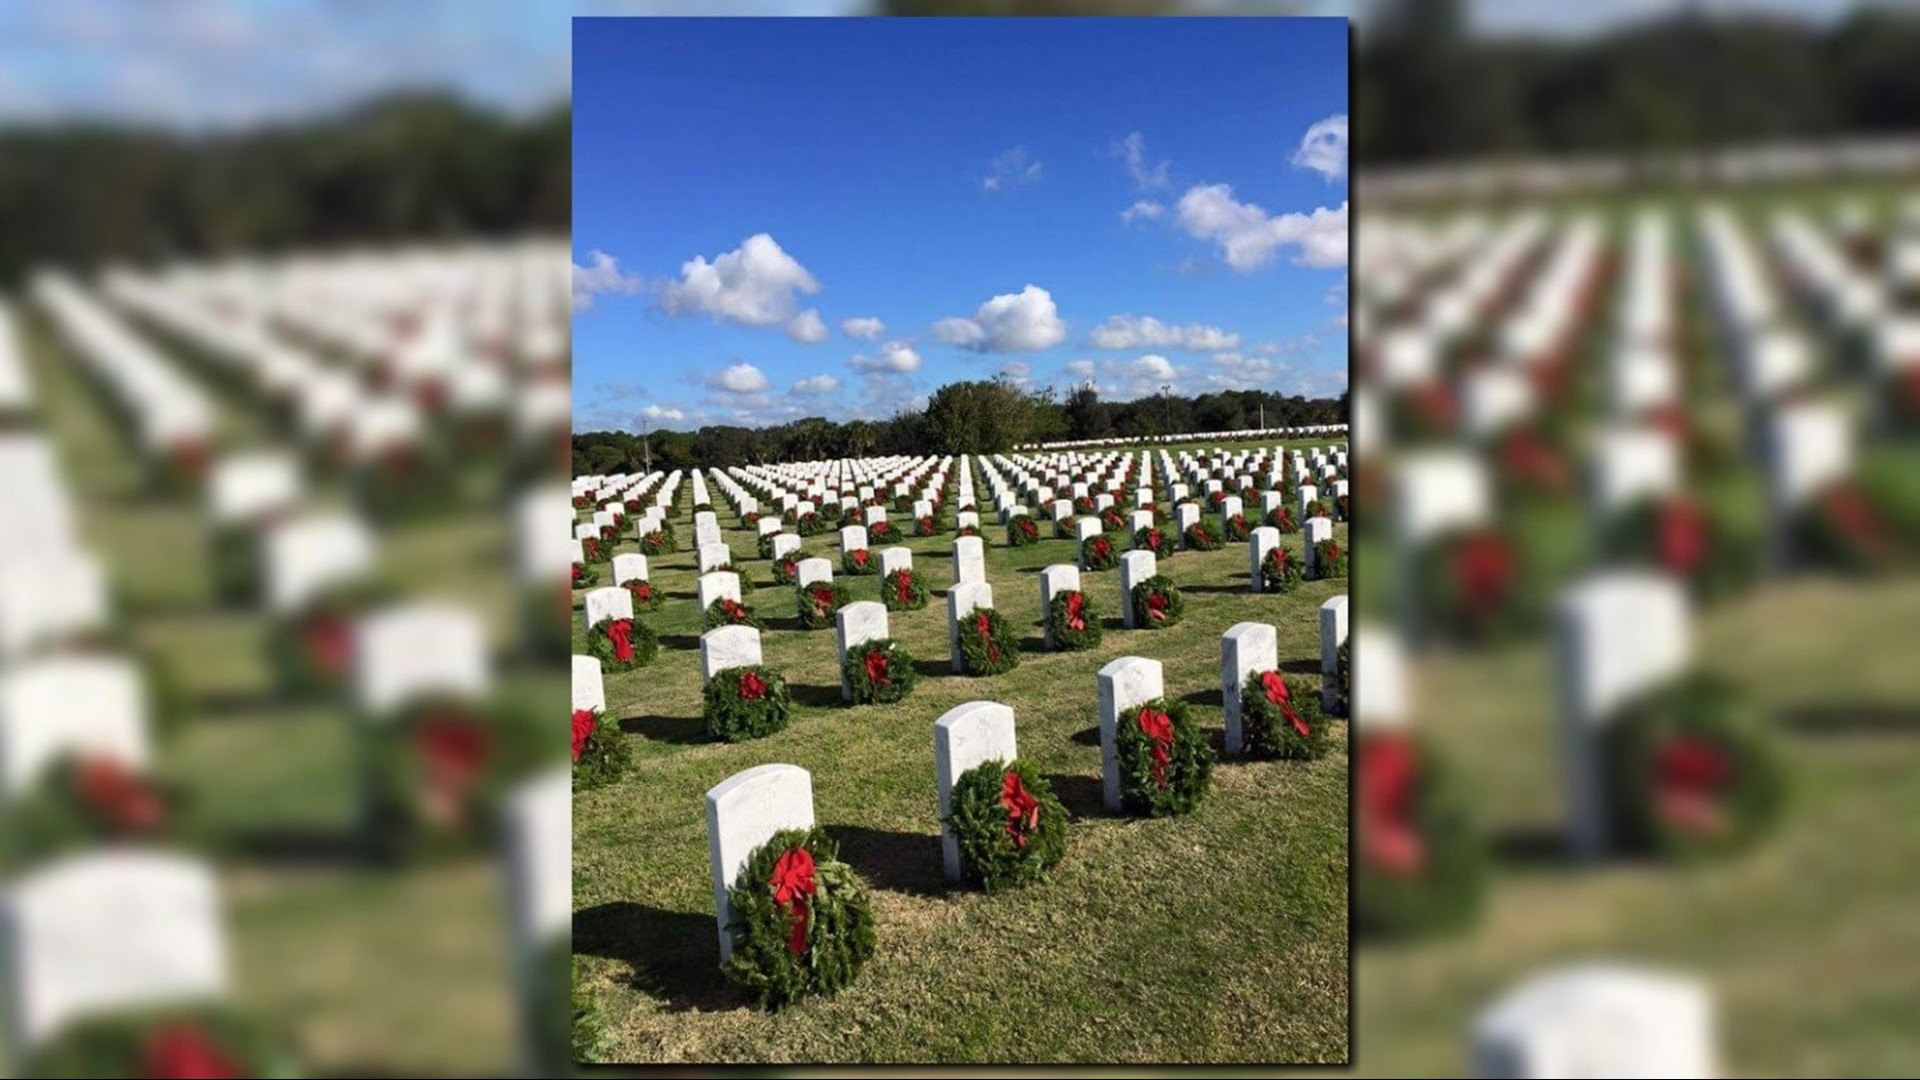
[836,601,890,701]
[951,536,986,586]
[1038,564,1081,650]
[1319,595,1349,714]
[704,764,813,962]
[353,602,489,717]
[611,552,649,585]
[0,552,109,660]
[0,655,150,796]
[933,701,1019,880]
[699,624,763,685]
[946,580,994,673]
[697,571,742,612]
[1473,964,1715,1079]
[263,512,375,615]
[582,586,634,631]
[1249,526,1281,593]
[571,654,605,713]
[796,557,833,589]
[1097,656,1165,811]
[1221,622,1278,756]
[207,451,300,526]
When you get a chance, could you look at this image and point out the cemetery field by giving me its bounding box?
[1350,573,1920,1077]
[571,455,1353,1064]
[15,314,561,1075]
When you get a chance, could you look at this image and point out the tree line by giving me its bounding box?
[571,378,1347,475]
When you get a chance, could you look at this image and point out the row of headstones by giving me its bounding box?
[1016,424,1348,450]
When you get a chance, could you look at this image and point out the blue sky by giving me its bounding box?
[572,17,1350,432]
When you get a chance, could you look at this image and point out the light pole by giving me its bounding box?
[640,417,651,472]
[1160,384,1172,434]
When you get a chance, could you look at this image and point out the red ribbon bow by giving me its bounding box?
[1655,735,1733,836]
[1092,537,1110,558]
[1146,592,1170,621]
[1358,735,1425,875]
[628,581,652,604]
[571,709,595,762]
[305,612,351,677]
[1657,499,1708,575]
[415,714,492,827]
[74,757,165,834]
[769,847,818,955]
[1136,707,1174,787]
[1001,770,1041,847]
[739,670,768,701]
[141,1022,243,1080]
[812,587,836,616]
[582,537,601,560]
[722,599,746,622]
[975,612,1000,662]
[1453,533,1512,613]
[1065,591,1086,632]
[1260,671,1310,737]
[852,548,869,567]
[894,570,915,602]
[864,649,891,686]
[607,618,636,662]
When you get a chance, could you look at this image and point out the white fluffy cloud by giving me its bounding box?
[1203,351,1284,390]
[1065,358,1096,378]
[1120,200,1164,225]
[932,284,1067,353]
[790,374,841,397]
[1175,185,1347,272]
[1111,131,1170,190]
[1073,354,1186,400]
[982,146,1043,192]
[849,341,922,374]
[660,233,820,327]
[1089,314,1239,352]
[840,316,885,340]
[571,250,643,311]
[785,308,828,344]
[640,403,686,422]
[711,362,771,395]
[1291,114,1348,181]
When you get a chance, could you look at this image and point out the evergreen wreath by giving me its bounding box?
[1184,520,1223,550]
[703,596,762,631]
[1006,515,1042,547]
[1239,485,1260,505]
[1336,639,1350,717]
[1223,513,1252,542]
[1356,730,1486,939]
[1803,482,1907,573]
[1336,493,1351,522]
[640,528,675,556]
[1240,671,1330,760]
[1260,545,1303,593]
[1051,516,1075,541]
[1267,504,1299,534]
[796,581,852,629]
[895,493,914,512]
[1304,498,1328,519]
[1080,532,1119,570]
[1099,507,1127,533]
[622,577,665,612]
[364,696,545,862]
[1114,697,1212,816]
[957,606,1022,676]
[703,664,792,742]
[842,546,879,575]
[1419,529,1525,641]
[622,496,643,513]
[771,553,804,585]
[5,755,183,866]
[955,524,981,538]
[1601,673,1783,860]
[571,560,598,588]
[756,531,780,559]
[1207,489,1228,509]
[721,826,876,1010]
[587,616,659,670]
[882,567,928,611]
[943,758,1067,893]
[571,707,629,790]
[1130,575,1186,628]
[693,501,713,514]
[796,510,826,536]
[597,522,618,545]
[843,638,917,705]
[271,586,377,696]
[23,1005,298,1078]
[580,535,606,563]
[1132,524,1175,559]
[867,519,897,542]
[572,494,592,510]
[1312,536,1348,579]
[1045,589,1103,651]
[741,510,761,529]
[914,514,940,537]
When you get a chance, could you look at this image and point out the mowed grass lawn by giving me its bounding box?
[17,313,564,1075]
[572,444,1352,1065]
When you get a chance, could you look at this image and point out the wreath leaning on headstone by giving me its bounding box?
[843,638,917,705]
[882,567,927,611]
[571,706,630,790]
[623,578,665,612]
[1132,524,1175,559]
[944,758,1067,893]
[1006,515,1042,547]
[1267,504,1299,534]
[24,1005,300,1078]
[703,664,792,742]
[1312,536,1348,579]
[771,552,805,586]
[1130,575,1185,629]
[586,615,659,670]
[1184,520,1223,551]
[4,755,186,867]
[1355,729,1486,939]
[1223,513,1252,542]
[842,547,879,576]
[1240,670,1329,760]
[1114,697,1213,816]
[1045,589,1103,651]
[1080,532,1119,570]
[957,607,1022,676]
[722,826,877,1010]
[796,581,852,630]
[702,596,762,631]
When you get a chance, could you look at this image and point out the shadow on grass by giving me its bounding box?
[1019,634,1047,653]
[221,825,362,867]
[761,615,808,633]
[1043,771,1109,820]
[622,714,708,745]
[573,901,737,1013]
[1069,724,1101,747]
[1181,687,1223,709]
[192,689,295,718]
[912,656,955,679]
[1182,582,1251,595]
[1280,657,1321,675]
[1775,703,1920,735]
[657,633,701,651]
[1490,822,1575,868]
[823,824,951,897]
[788,682,844,709]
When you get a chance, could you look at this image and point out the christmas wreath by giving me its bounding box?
[1207,489,1228,509]
[1336,493,1351,522]
[703,596,762,630]
[1303,498,1328,519]
[1223,513,1252,542]
[1260,545,1303,593]
[895,493,914,512]
[913,514,939,537]
[1312,536,1348,579]
[571,494,592,510]
[741,509,761,529]
[571,561,598,588]
[703,664,792,742]
[1114,698,1213,816]
[955,523,981,538]
[842,546,878,576]
[1418,529,1525,640]
[1601,673,1783,859]
[721,827,876,1010]
[587,615,659,670]
[1053,515,1078,539]
[580,535,606,563]
[1073,495,1097,514]
[882,567,928,611]
[269,583,386,696]
[1130,575,1185,628]
[1132,524,1175,558]
[1080,532,1119,571]
[843,638,917,705]
[1006,515,1042,547]
[23,1005,298,1078]
[640,528,675,556]
[1239,485,1260,505]
[1045,589,1103,650]
[943,759,1067,893]
[1267,504,1300,533]
[5,756,182,866]
[1800,482,1905,572]
[867,519,897,542]
[693,501,713,514]
[623,496,644,513]
[1099,507,1127,533]
[364,696,544,861]
[771,553,805,585]
[756,531,780,559]
[841,506,864,526]
[1184,520,1223,550]
[571,707,629,790]
[957,607,1022,676]
[1240,671,1330,760]
[598,521,618,545]
[796,581,852,629]
[1335,639,1350,717]
[1604,495,1758,601]
[796,510,826,536]
[1356,730,1486,938]
[622,577,665,612]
